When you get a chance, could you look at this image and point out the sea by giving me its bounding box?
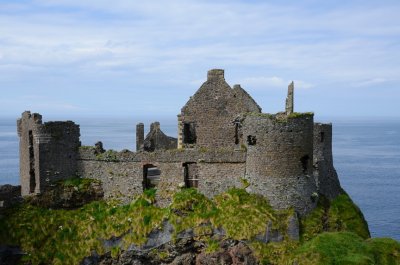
[1,116,399,241]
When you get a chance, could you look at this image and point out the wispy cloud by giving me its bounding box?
[353,78,389,87]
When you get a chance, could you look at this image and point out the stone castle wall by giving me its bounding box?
[179,69,261,149]
[243,113,317,215]
[17,111,80,196]
[17,69,343,217]
[313,123,342,199]
[77,148,246,202]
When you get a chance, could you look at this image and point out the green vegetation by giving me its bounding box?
[212,188,276,240]
[62,177,100,191]
[0,193,167,265]
[292,232,400,265]
[205,238,220,253]
[95,149,119,162]
[79,145,94,150]
[246,111,314,122]
[0,188,398,265]
[300,193,370,241]
[287,112,314,119]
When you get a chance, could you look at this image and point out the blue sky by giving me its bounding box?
[1,0,399,120]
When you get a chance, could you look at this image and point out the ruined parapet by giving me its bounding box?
[243,113,317,216]
[136,123,144,151]
[142,122,177,152]
[285,81,294,115]
[17,111,80,196]
[313,123,342,199]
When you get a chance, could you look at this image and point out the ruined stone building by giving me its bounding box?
[17,69,342,216]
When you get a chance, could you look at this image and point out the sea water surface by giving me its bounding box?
[0,117,399,241]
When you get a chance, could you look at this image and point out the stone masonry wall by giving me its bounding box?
[243,113,317,216]
[197,162,245,198]
[180,69,261,149]
[77,148,246,203]
[17,111,80,196]
[313,123,342,200]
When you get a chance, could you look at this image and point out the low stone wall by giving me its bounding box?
[77,148,246,203]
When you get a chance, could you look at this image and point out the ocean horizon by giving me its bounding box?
[1,116,399,241]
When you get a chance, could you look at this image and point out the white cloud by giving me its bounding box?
[353,78,389,87]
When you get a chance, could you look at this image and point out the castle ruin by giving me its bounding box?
[17,69,342,216]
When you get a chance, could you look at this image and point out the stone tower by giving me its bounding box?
[285,81,294,115]
[242,113,317,216]
[17,111,80,196]
[136,123,144,151]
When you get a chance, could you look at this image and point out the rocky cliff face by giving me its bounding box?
[82,238,258,265]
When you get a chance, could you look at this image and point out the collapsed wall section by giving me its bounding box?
[243,113,317,216]
[17,111,80,196]
[313,123,342,199]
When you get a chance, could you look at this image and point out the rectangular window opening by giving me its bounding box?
[183,122,196,144]
[183,162,199,188]
[143,164,161,190]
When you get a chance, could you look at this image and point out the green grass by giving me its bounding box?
[205,239,220,253]
[0,188,397,265]
[0,194,167,265]
[62,177,100,191]
[292,232,400,265]
[95,149,119,162]
[300,193,370,241]
[212,188,277,240]
[287,112,314,119]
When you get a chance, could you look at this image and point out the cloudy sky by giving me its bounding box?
[1,0,399,120]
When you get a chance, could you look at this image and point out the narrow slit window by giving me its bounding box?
[28,130,36,193]
[320,132,325,143]
[234,122,239,145]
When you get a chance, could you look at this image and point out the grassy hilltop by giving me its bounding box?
[0,178,399,265]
